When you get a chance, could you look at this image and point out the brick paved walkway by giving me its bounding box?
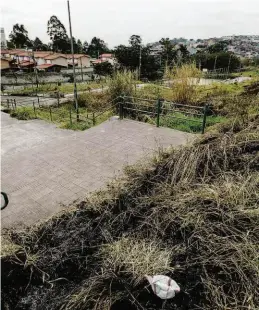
[1,112,194,228]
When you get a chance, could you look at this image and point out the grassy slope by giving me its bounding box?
[2,119,259,310]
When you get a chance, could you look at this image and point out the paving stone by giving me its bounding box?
[1,112,194,228]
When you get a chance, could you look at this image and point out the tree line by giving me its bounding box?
[7,16,109,57]
[7,16,243,79]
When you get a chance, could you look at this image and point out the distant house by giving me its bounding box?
[34,52,52,65]
[1,58,17,71]
[99,53,116,65]
[44,54,68,67]
[7,49,25,61]
[18,60,35,71]
[1,58,10,71]
[91,59,102,65]
[1,49,10,58]
[36,63,64,72]
[66,54,91,67]
[16,51,31,62]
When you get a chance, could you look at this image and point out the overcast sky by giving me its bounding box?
[1,0,259,48]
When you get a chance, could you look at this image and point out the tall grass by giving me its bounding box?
[107,70,136,101]
[165,63,202,104]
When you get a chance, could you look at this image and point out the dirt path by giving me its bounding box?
[1,112,194,228]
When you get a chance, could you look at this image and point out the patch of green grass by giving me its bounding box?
[61,120,92,131]
[160,112,226,133]
[7,103,114,131]
[231,69,259,78]
[10,107,36,120]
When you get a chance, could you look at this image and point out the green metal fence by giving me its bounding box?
[1,95,209,133]
[118,96,209,134]
[1,96,119,128]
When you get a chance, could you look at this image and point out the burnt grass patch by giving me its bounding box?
[2,120,259,310]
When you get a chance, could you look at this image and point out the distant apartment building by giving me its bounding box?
[1,27,7,49]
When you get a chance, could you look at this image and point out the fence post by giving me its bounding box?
[7,99,10,109]
[57,91,60,107]
[69,108,72,126]
[202,104,208,134]
[14,99,17,109]
[156,98,161,127]
[37,97,40,108]
[93,112,96,126]
[49,107,53,122]
[11,99,14,111]
[33,101,37,118]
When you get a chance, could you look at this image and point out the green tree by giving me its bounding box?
[177,44,190,63]
[207,41,229,53]
[195,52,240,71]
[159,37,177,66]
[77,39,83,53]
[88,37,108,58]
[33,37,48,51]
[7,40,15,49]
[94,62,114,76]
[115,35,161,80]
[9,24,31,48]
[129,34,142,47]
[47,15,70,53]
[82,41,89,54]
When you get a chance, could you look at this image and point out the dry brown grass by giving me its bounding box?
[1,119,259,310]
[100,238,173,285]
[165,63,202,103]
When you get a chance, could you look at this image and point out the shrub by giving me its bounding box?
[107,70,136,101]
[165,63,202,103]
[77,92,109,111]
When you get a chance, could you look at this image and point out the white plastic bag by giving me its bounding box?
[145,275,180,299]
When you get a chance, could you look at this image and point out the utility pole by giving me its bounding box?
[80,57,83,82]
[227,54,232,74]
[213,55,217,71]
[139,45,142,80]
[67,0,79,121]
[31,50,39,92]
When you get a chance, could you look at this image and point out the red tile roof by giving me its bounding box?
[44,54,67,60]
[34,52,52,58]
[36,64,55,69]
[100,53,113,58]
[92,59,102,64]
[66,54,90,59]
[1,50,10,54]
[17,52,31,56]
[19,61,34,67]
[8,49,25,55]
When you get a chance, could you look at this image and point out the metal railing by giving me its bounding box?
[1,96,120,128]
[118,96,209,134]
[1,94,209,133]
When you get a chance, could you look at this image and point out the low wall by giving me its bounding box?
[1,68,94,86]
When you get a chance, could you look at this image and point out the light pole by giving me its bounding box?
[67,0,79,121]
[139,45,142,80]
[227,54,232,74]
